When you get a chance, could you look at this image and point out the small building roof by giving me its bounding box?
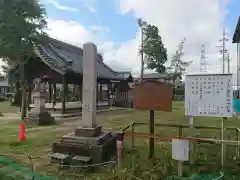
[10,36,124,81]
[136,72,181,80]
[232,16,240,43]
[116,71,132,79]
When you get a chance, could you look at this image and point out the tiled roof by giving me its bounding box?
[136,72,181,80]
[233,16,240,43]
[116,71,132,79]
[33,37,124,80]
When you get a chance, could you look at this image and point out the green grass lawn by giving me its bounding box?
[0,102,20,113]
[0,101,239,179]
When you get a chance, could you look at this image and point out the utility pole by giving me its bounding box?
[200,45,207,72]
[227,53,230,73]
[218,28,228,74]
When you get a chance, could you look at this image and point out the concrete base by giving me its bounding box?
[75,126,102,137]
[52,126,117,164]
[62,132,112,145]
[27,111,55,125]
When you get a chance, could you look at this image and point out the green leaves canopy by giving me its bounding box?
[0,0,47,62]
[169,38,192,75]
[138,19,167,73]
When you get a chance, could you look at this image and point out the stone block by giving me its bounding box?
[75,126,102,137]
[71,155,92,165]
[50,153,70,164]
[62,132,111,146]
[52,132,117,164]
[52,142,90,156]
[27,111,55,125]
[88,133,117,163]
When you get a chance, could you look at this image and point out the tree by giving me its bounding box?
[98,53,103,61]
[1,59,17,75]
[0,0,47,121]
[138,19,167,83]
[168,38,192,87]
[127,73,134,82]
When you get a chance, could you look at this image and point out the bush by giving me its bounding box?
[173,95,184,101]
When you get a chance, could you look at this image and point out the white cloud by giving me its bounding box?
[42,0,78,12]
[46,19,90,46]
[44,0,239,83]
[83,0,98,13]
[45,18,133,72]
[113,0,240,84]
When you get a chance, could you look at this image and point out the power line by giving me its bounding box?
[200,45,207,72]
[218,28,228,74]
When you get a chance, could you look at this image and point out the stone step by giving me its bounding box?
[61,132,112,146]
[71,155,92,164]
[52,142,90,156]
[49,153,70,164]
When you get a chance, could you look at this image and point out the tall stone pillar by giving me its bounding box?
[52,43,117,164]
[81,43,97,127]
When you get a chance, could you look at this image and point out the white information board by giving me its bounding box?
[185,74,233,117]
[172,139,189,161]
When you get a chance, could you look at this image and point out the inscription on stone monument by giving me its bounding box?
[82,43,97,127]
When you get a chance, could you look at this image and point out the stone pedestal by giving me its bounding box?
[51,43,116,165]
[52,126,117,164]
[27,90,55,125]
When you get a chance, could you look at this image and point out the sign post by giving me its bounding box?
[185,74,233,167]
[133,80,173,158]
[149,110,155,158]
[172,138,189,177]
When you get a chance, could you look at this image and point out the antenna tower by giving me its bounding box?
[218,28,228,73]
[200,45,207,72]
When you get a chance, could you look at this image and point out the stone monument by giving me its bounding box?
[27,78,55,125]
[51,43,117,165]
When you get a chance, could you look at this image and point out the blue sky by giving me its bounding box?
[43,0,138,43]
[43,0,240,42]
[40,0,240,78]
[225,0,240,37]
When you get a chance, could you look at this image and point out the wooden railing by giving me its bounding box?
[119,122,240,161]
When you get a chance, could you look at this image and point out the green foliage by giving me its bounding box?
[0,0,48,119]
[173,94,184,101]
[1,61,17,75]
[138,19,168,73]
[168,38,192,76]
[0,0,47,63]
[127,73,133,82]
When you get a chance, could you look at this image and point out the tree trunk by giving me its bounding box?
[140,28,144,84]
[172,74,176,100]
[20,61,27,121]
[12,80,21,106]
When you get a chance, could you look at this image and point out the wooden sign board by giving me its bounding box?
[132,80,173,112]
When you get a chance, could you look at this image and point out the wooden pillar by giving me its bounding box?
[48,82,52,103]
[99,84,103,101]
[61,74,66,114]
[53,83,56,105]
[149,110,155,158]
[52,82,56,111]
[27,80,32,110]
[107,83,110,106]
[78,84,82,101]
[96,82,99,108]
